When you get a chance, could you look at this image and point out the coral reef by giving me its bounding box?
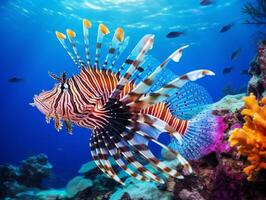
[19,154,52,187]
[36,189,67,200]
[247,41,266,99]
[0,154,52,198]
[66,176,93,198]
[164,153,266,200]
[229,93,266,181]
[211,93,245,113]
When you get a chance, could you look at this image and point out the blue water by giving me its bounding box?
[0,0,262,187]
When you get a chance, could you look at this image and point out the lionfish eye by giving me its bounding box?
[60,83,68,91]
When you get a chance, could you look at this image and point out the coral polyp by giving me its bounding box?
[229,93,266,181]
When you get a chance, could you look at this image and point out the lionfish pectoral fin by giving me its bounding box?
[107,126,164,183]
[100,130,148,182]
[138,114,184,144]
[172,132,183,144]
[91,131,124,185]
[122,127,186,179]
[131,119,192,174]
[170,45,189,62]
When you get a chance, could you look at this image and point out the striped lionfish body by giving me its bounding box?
[32,19,221,184]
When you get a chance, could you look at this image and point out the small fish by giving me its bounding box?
[8,77,24,83]
[200,0,213,6]
[231,48,241,60]
[222,67,234,74]
[166,31,185,38]
[32,19,220,185]
[220,23,234,33]
[241,69,249,75]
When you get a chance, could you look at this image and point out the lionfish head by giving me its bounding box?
[31,72,79,132]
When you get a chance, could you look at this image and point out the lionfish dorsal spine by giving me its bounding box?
[82,19,92,67]
[66,29,86,68]
[109,36,130,71]
[127,69,215,113]
[55,31,79,67]
[94,23,110,69]
[121,45,190,103]
[102,28,125,69]
[109,34,154,100]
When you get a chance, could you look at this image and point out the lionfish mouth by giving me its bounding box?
[31,94,52,116]
[31,93,68,132]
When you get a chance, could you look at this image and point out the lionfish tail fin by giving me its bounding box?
[169,111,225,160]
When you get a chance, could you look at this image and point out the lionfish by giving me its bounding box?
[31,19,221,184]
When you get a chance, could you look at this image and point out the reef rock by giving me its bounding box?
[110,177,172,200]
[247,41,266,99]
[78,161,98,174]
[19,153,52,187]
[0,154,52,198]
[36,189,67,200]
[178,189,205,200]
[211,93,245,112]
[66,176,93,198]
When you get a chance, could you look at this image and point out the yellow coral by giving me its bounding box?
[229,93,266,181]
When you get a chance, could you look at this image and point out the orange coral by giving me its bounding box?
[229,93,266,181]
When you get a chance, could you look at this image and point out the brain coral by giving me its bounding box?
[229,93,266,181]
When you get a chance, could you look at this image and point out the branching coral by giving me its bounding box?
[229,93,266,181]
